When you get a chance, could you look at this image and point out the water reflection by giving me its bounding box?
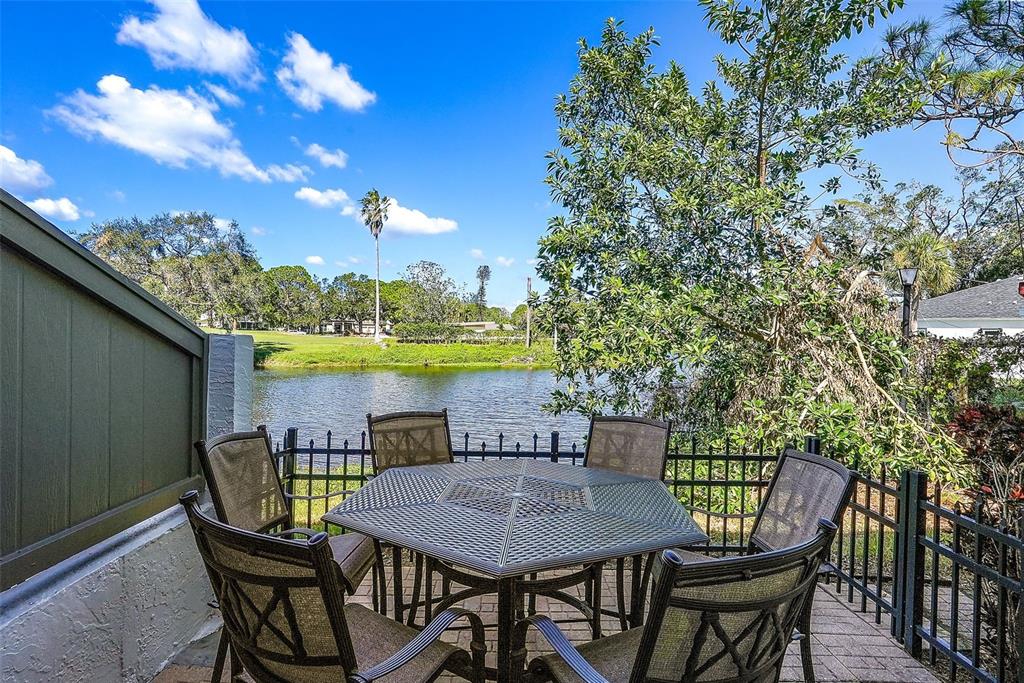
[252,367,590,448]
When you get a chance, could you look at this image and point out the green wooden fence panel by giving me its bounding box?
[0,190,207,589]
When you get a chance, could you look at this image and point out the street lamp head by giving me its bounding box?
[899,267,919,287]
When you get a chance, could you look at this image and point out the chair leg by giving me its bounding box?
[228,644,242,680]
[211,630,228,682]
[373,540,387,616]
[407,553,424,627]
[800,595,816,683]
[615,557,629,632]
[591,563,603,639]
[392,545,405,623]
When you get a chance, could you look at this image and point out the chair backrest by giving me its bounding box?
[366,410,454,473]
[748,448,854,553]
[631,520,838,683]
[583,416,671,480]
[180,491,358,681]
[195,426,290,533]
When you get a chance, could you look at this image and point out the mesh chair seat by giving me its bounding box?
[538,627,642,683]
[330,534,377,594]
[346,603,463,683]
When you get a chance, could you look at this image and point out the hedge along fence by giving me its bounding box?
[0,190,207,591]
[265,426,1022,682]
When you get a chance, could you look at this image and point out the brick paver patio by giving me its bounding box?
[154,562,938,683]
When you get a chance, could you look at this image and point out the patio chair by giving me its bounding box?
[367,409,455,623]
[512,519,839,683]
[580,416,672,631]
[195,427,384,677]
[367,409,455,472]
[179,490,487,683]
[675,447,855,682]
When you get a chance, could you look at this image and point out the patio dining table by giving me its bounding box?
[322,458,707,683]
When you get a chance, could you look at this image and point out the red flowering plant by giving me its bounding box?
[949,404,1024,507]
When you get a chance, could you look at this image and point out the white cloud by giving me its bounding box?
[213,217,233,231]
[470,248,485,259]
[0,145,53,192]
[304,142,348,169]
[251,226,267,236]
[266,163,310,182]
[109,189,127,202]
[49,75,270,182]
[341,205,356,216]
[117,0,261,87]
[335,256,363,266]
[305,255,325,265]
[294,186,352,210]
[276,33,375,112]
[495,256,515,267]
[204,82,243,107]
[385,200,458,235]
[527,258,539,266]
[27,197,81,221]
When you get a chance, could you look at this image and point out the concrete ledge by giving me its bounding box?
[0,500,217,682]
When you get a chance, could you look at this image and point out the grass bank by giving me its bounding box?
[204,329,554,369]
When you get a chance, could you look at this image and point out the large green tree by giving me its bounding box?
[537,2,963,478]
[78,211,261,327]
[262,265,322,332]
[402,260,460,323]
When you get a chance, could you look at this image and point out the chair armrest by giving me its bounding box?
[513,615,609,683]
[349,608,486,683]
[268,527,319,539]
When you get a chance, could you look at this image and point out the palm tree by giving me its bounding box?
[891,232,957,327]
[360,189,391,343]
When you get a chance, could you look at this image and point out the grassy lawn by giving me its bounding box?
[203,329,554,369]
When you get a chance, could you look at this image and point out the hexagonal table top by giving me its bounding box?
[323,459,708,577]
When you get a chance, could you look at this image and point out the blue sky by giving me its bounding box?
[1,0,956,310]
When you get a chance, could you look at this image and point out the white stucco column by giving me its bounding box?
[206,334,254,437]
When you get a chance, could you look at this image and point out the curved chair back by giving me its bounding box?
[195,426,290,533]
[583,416,671,480]
[366,410,454,473]
[748,448,853,553]
[180,491,357,681]
[633,520,838,683]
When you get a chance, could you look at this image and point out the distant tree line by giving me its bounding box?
[76,211,521,333]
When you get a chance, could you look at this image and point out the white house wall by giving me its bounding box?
[918,318,1024,338]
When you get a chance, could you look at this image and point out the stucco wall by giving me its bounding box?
[0,507,218,682]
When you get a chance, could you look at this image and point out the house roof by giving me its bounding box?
[918,275,1024,320]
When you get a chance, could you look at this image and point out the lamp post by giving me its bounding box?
[899,267,918,342]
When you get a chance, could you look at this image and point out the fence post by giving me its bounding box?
[284,427,298,518]
[803,435,821,455]
[901,470,927,657]
[550,431,559,463]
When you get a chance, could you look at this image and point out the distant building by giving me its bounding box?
[323,318,391,336]
[918,275,1024,338]
[454,321,516,333]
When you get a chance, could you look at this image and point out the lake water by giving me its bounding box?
[252,368,591,450]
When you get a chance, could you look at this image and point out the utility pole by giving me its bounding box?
[525,277,532,349]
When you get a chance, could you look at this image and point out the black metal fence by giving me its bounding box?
[268,427,1023,682]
